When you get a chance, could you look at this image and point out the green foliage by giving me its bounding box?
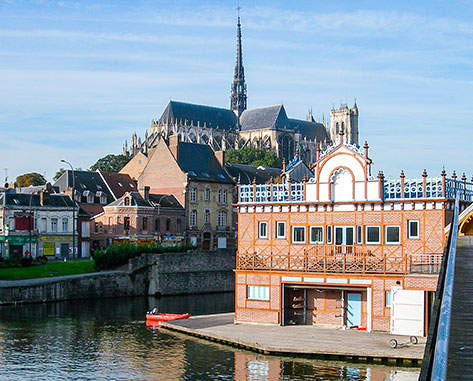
[54,168,66,181]
[93,243,196,270]
[90,154,131,172]
[226,147,282,168]
[16,172,47,187]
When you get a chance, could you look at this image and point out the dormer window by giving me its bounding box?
[124,197,130,206]
[100,195,107,205]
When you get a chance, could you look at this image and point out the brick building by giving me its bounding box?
[234,132,473,333]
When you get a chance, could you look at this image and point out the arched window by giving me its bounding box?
[124,197,130,206]
[190,210,197,227]
[279,135,294,162]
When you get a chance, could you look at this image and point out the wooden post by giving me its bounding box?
[252,177,256,203]
[303,175,307,201]
[287,174,292,201]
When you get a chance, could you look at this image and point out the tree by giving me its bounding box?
[90,154,131,172]
[54,168,65,181]
[16,172,47,187]
[225,147,282,168]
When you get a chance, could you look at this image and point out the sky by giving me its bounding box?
[1,0,472,183]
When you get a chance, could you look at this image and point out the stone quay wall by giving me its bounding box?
[0,249,236,305]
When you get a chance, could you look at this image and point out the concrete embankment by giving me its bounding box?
[0,249,235,305]
[160,313,424,366]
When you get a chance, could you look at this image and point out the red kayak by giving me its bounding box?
[146,313,191,322]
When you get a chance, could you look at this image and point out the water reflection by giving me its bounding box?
[0,294,418,380]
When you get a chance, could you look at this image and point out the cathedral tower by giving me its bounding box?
[329,102,359,146]
[230,12,247,121]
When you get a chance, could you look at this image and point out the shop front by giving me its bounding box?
[0,235,38,260]
[39,235,73,259]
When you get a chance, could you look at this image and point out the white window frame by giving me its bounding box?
[190,188,197,203]
[408,220,419,239]
[204,188,210,201]
[292,226,306,244]
[385,291,392,308]
[61,218,69,233]
[356,225,362,244]
[309,226,324,244]
[258,221,268,239]
[204,209,211,224]
[218,211,227,227]
[190,210,197,227]
[385,225,401,245]
[247,285,270,301]
[51,218,58,233]
[276,221,286,239]
[365,225,380,245]
[326,225,332,244]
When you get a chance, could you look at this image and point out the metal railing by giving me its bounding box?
[419,196,460,380]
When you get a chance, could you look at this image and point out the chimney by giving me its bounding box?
[169,134,179,161]
[40,190,50,206]
[144,186,150,201]
[215,150,225,166]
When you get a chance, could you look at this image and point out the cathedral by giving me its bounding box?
[122,16,359,164]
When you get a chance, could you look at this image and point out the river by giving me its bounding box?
[0,293,419,380]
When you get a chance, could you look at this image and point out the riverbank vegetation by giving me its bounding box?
[0,260,95,281]
[93,244,195,270]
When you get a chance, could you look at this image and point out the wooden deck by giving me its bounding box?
[159,313,425,366]
[446,236,473,380]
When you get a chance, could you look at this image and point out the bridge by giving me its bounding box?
[420,199,473,380]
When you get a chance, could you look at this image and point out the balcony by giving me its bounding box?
[216,225,230,232]
[236,245,442,275]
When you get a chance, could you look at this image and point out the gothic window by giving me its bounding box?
[279,135,294,162]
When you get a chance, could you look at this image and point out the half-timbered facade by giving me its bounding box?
[235,131,473,333]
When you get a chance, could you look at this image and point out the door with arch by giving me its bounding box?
[202,232,211,250]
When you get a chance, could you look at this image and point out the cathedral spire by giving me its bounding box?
[230,8,247,122]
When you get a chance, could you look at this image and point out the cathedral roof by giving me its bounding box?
[240,105,288,131]
[288,119,330,141]
[158,101,237,130]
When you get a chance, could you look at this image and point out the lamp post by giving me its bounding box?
[61,160,76,260]
[28,193,33,258]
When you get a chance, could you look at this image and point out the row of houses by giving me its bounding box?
[0,138,283,260]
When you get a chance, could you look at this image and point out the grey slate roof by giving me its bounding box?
[177,142,234,184]
[288,119,329,141]
[225,163,281,185]
[159,101,237,130]
[0,192,73,208]
[54,170,114,204]
[240,105,289,131]
[106,192,184,209]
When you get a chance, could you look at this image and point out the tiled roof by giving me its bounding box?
[159,101,237,131]
[99,171,137,199]
[225,163,281,185]
[177,142,234,184]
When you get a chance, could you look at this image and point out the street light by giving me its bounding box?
[61,160,76,260]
